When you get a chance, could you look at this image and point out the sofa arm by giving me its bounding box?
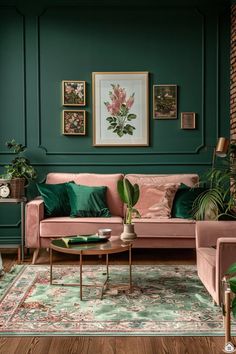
[216,237,236,304]
[196,221,236,248]
[25,198,44,248]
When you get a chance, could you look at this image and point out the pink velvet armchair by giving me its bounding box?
[196,221,236,305]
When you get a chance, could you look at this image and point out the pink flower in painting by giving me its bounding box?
[104,84,136,138]
[105,100,121,116]
[126,93,135,109]
[113,85,126,104]
[65,84,73,94]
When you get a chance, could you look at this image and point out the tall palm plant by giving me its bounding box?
[192,143,236,220]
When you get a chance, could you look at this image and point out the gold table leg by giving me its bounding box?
[80,252,83,301]
[50,247,52,285]
[225,290,231,345]
[129,244,132,293]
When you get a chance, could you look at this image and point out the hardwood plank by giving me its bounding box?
[0,336,229,354]
[15,337,52,354]
[0,338,19,354]
[87,336,115,354]
[48,336,91,354]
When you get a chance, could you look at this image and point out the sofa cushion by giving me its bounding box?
[46,173,124,217]
[134,183,179,219]
[40,216,123,237]
[126,174,199,187]
[66,183,111,217]
[132,218,195,237]
[172,183,206,219]
[36,182,71,217]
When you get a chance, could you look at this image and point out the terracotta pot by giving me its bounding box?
[120,224,137,241]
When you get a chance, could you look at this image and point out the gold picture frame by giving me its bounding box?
[62,80,86,106]
[181,112,196,129]
[92,71,149,146]
[62,110,86,135]
[153,84,177,119]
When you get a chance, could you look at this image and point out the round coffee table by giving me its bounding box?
[50,238,133,300]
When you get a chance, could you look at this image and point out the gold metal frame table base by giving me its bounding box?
[49,238,133,301]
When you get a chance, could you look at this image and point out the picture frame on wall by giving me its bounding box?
[62,80,86,106]
[181,112,196,129]
[153,84,177,119]
[92,71,149,146]
[62,110,86,135]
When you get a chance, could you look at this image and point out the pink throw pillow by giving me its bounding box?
[134,183,180,218]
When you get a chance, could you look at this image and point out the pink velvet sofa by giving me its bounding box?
[25,172,199,263]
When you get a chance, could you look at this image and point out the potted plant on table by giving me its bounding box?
[117,178,140,241]
[0,139,37,198]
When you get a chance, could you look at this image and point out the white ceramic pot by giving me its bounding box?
[120,224,137,241]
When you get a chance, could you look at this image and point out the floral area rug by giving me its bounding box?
[0,264,228,336]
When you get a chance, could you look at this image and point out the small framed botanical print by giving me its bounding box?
[62,80,86,106]
[153,84,177,119]
[62,110,86,135]
[181,112,196,129]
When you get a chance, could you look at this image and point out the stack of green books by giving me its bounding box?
[62,235,107,247]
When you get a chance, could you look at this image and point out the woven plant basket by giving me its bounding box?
[9,178,25,198]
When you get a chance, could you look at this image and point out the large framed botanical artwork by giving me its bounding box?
[92,72,149,146]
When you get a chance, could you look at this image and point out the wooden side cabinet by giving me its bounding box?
[0,197,26,263]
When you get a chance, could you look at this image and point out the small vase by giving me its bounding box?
[120,224,137,241]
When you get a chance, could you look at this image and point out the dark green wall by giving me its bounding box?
[0,0,230,242]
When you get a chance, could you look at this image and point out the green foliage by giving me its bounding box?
[2,139,37,182]
[106,115,136,137]
[192,187,225,220]
[192,147,236,220]
[117,178,140,224]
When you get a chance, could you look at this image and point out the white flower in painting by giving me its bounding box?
[75,84,84,99]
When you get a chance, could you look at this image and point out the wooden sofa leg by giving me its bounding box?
[32,248,39,265]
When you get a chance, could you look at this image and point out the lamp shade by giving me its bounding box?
[215,137,229,157]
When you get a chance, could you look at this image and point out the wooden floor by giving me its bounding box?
[0,248,231,354]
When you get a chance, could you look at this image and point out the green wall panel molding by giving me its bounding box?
[0,6,27,154]
[0,221,21,228]
[0,0,230,236]
[37,6,207,156]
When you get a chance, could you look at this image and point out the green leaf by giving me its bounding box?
[106,117,113,122]
[229,277,236,293]
[132,183,140,205]
[227,263,236,275]
[132,207,141,218]
[127,114,136,120]
[117,180,128,204]
[123,179,133,207]
[232,297,236,318]
[117,131,124,137]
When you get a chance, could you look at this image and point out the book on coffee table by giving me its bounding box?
[62,235,108,247]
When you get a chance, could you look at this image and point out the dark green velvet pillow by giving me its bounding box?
[66,183,111,217]
[171,183,206,219]
[36,182,71,217]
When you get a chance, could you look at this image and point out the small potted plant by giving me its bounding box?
[0,139,37,198]
[117,178,140,241]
